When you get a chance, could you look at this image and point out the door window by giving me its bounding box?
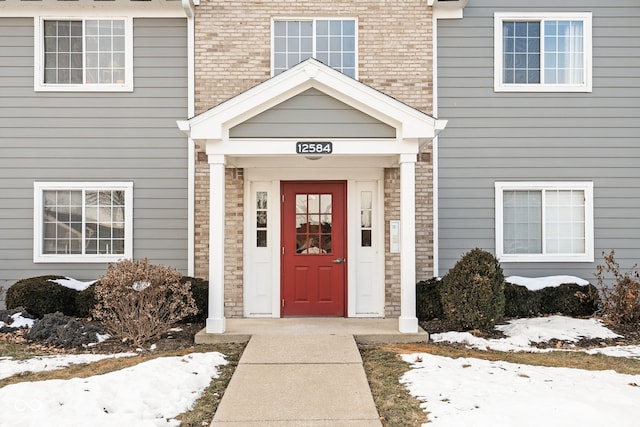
[295,193,332,254]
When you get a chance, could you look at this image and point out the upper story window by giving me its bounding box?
[35,17,133,92]
[272,18,357,78]
[495,182,594,263]
[494,13,592,92]
[33,182,133,263]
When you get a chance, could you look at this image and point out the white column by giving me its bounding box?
[399,153,418,333]
[206,155,226,333]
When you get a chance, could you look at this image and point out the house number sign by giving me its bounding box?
[296,141,332,154]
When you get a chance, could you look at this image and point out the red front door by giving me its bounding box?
[281,181,346,316]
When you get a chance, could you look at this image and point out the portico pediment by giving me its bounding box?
[178,59,446,149]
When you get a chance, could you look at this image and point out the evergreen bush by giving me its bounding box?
[180,276,208,322]
[504,281,597,318]
[27,311,104,348]
[416,278,443,320]
[503,282,541,318]
[538,283,598,317]
[75,283,97,318]
[439,248,505,330]
[93,259,197,346]
[5,276,77,318]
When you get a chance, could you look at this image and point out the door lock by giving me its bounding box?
[331,258,346,264]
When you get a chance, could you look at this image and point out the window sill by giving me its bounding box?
[498,254,594,263]
[33,254,131,264]
[494,84,592,93]
[34,83,134,93]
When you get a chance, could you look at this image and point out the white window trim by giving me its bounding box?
[33,182,134,263]
[270,17,359,79]
[495,181,594,263]
[494,12,592,93]
[34,16,134,92]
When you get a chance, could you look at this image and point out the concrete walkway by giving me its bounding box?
[210,333,384,426]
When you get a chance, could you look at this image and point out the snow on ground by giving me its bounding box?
[401,353,640,427]
[0,352,228,427]
[48,277,96,291]
[430,315,640,358]
[408,316,640,426]
[0,352,136,381]
[506,275,589,290]
[0,312,35,329]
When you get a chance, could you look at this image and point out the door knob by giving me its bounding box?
[331,258,346,264]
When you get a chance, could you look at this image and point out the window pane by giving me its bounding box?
[544,189,585,254]
[257,230,267,248]
[307,194,320,213]
[256,211,267,228]
[42,190,84,254]
[502,21,540,85]
[503,190,542,254]
[257,191,267,209]
[287,21,300,36]
[361,230,372,248]
[361,210,371,228]
[274,21,286,37]
[543,20,584,85]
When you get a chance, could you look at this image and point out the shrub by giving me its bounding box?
[439,248,505,330]
[27,312,104,348]
[504,282,541,318]
[75,283,97,318]
[538,283,598,317]
[93,259,198,346]
[594,250,640,324]
[5,276,77,318]
[180,276,208,322]
[416,278,443,320]
[504,281,598,318]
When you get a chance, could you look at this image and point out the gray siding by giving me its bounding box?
[0,17,189,290]
[230,88,395,138]
[437,0,640,281]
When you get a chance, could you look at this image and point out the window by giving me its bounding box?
[495,182,593,262]
[256,191,268,247]
[34,182,133,263]
[35,17,133,91]
[494,13,592,92]
[360,191,372,247]
[272,19,357,78]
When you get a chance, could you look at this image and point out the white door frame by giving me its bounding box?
[243,167,385,319]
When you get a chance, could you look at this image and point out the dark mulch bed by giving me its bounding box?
[420,317,640,351]
[87,321,205,354]
[0,319,206,355]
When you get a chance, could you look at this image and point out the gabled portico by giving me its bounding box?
[178,59,446,334]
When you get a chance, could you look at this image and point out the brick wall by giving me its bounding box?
[384,168,401,317]
[224,167,244,317]
[194,0,434,317]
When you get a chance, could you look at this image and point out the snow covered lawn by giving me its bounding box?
[401,353,640,427]
[0,352,227,427]
[0,352,136,381]
[403,315,640,426]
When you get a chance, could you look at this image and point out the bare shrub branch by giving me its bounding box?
[594,250,640,324]
[92,259,197,347]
